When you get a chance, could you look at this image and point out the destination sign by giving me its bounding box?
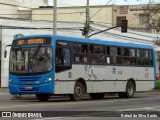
[13,38,51,46]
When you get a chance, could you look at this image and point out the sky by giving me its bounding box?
[48,0,159,6]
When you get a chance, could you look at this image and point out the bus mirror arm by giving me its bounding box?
[4,45,11,58]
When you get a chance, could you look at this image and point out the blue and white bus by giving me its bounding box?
[7,34,156,101]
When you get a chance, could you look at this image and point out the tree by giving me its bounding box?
[144,3,160,32]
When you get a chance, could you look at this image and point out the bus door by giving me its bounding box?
[55,41,72,73]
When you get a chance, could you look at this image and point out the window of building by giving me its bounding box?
[116,16,126,26]
[139,14,149,25]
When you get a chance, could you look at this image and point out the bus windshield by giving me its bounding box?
[9,46,52,74]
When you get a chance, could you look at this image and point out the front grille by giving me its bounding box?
[18,76,41,82]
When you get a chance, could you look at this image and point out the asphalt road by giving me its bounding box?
[0,90,160,120]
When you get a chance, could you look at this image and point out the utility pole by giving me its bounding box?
[53,0,57,35]
[85,0,90,38]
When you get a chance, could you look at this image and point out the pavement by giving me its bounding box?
[0,87,9,92]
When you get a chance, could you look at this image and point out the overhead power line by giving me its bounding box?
[90,0,112,20]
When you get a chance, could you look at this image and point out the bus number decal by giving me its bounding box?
[17,40,24,45]
[112,67,116,74]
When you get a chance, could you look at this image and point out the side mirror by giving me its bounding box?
[4,45,11,58]
[4,50,7,58]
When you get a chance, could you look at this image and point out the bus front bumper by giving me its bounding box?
[9,82,54,94]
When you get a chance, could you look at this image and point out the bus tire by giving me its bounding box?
[118,81,135,98]
[36,94,50,102]
[69,81,84,101]
[90,93,105,99]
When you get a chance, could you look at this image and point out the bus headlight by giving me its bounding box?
[45,77,52,83]
[9,79,13,83]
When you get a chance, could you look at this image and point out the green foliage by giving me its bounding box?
[144,3,160,32]
[156,80,160,89]
[157,55,160,62]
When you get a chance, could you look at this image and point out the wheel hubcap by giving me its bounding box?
[128,85,133,96]
[75,86,82,97]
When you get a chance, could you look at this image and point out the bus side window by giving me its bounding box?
[56,48,63,65]
[149,50,153,65]
[82,44,88,53]
[110,47,122,64]
[64,48,70,66]
[56,48,70,66]
[89,45,94,53]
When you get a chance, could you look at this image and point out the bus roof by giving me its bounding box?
[14,34,154,49]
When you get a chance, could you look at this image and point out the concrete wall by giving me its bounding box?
[32,6,113,27]
[0,0,47,19]
[0,0,47,8]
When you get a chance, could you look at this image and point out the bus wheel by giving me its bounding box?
[36,94,50,102]
[118,81,135,98]
[69,82,84,101]
[90,93,105,99]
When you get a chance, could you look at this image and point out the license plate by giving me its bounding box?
[25,86,32,89]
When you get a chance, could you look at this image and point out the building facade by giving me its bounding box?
[0,0,48,19]
[32,5,113,27]
[31,4,160,33]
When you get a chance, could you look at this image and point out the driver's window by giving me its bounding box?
[56,48,70,66]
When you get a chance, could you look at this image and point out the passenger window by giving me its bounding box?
[149,50,153,65]
[90,55,105,64]
[123,48,130,56]
[93,45,104,54]
[110,47,121,56]
[73,43,81,53]
[137,49,149,58]
[89,45,94,53]
[137,49,150,65]
[106,47,122,64]
[106,46,110,55]
[82,44,88,53]
[56,48,71,66]
[74,54,88,63]
[122,48,136,65]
